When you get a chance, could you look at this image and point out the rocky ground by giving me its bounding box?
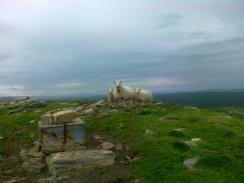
[0,99,244,183]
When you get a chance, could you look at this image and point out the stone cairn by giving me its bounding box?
[20,108,115,179]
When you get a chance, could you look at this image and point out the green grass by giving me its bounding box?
[0,101,244,183]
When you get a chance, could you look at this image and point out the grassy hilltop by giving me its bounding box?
[0,100,244,183]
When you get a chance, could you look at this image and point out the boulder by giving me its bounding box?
[46,150,115,175]
[41,114,53,125]
[19,147,46,174]
[52,110,78,124]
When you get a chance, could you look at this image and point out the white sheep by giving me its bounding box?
[107,89,114,104]
[107,88,120,104]
[134,88,153,103]
[113,80,135,102]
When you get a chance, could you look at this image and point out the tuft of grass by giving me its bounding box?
[198,154,233,168]
[172,141,190,151]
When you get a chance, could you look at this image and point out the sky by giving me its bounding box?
[0,0,243,96]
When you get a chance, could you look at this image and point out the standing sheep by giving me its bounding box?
[107,88,120,104]
[113,80,135,103]
[134,88,153,103]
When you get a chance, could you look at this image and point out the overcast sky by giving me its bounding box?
[0,0,243,96]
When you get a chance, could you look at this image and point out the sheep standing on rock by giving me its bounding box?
[113,80,135,103]
[134,88,153,103]
[107,88,119,104]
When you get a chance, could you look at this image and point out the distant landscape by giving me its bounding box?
[1,89,244,108]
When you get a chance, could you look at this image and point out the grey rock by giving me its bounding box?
[52,110,78,124]
[183,157,199,170]
[29,120,35,124]
[154,102,162,105]
[82,108,94,114]
[41,114,53,125]
[145,129,154,136]
[93,135,103,141]
[22,161,46,173]
[89,100,105,108]
[115,143,123,151]
[46,150,115,175]
[134,179,140,183]
[161,114,178,121]
[183,138,201,147]
[173,128,184,132]
[99,142,115,150]
[41,132,65,154]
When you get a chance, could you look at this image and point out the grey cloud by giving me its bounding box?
[0,0,243,96]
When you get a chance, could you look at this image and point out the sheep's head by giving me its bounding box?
[107,89,113,94]
[135,88,141,94]
[113,80,123,93]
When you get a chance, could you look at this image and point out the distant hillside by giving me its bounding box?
[155,91,244,108]
[0,96,18,103]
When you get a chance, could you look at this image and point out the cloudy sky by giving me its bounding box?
[0,0,243,96]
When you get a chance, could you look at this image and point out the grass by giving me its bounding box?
[0,101,244,183]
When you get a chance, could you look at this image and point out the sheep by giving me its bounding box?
[113,80,135,103]
[134,88,153,103]
[107,89,114,104]
[107,88,120,104]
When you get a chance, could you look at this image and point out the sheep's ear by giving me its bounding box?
[119,80,123,84]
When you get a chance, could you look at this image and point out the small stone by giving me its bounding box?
[29,120,35,124]
[134,179,140,183]
[99,142,115,150]
[161,114,178,121]
[30,134,34,138]
[183,138,201,147]
[0,136,4,140]
[173,128,184,132]
[82,108,94,114]
[183,157,199,169]
[183,140,197,147]
[191,138,201,142]
[145,129,154,136]
[155,102,162,105]
[93,135,103,141]
[115,143,123,151]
